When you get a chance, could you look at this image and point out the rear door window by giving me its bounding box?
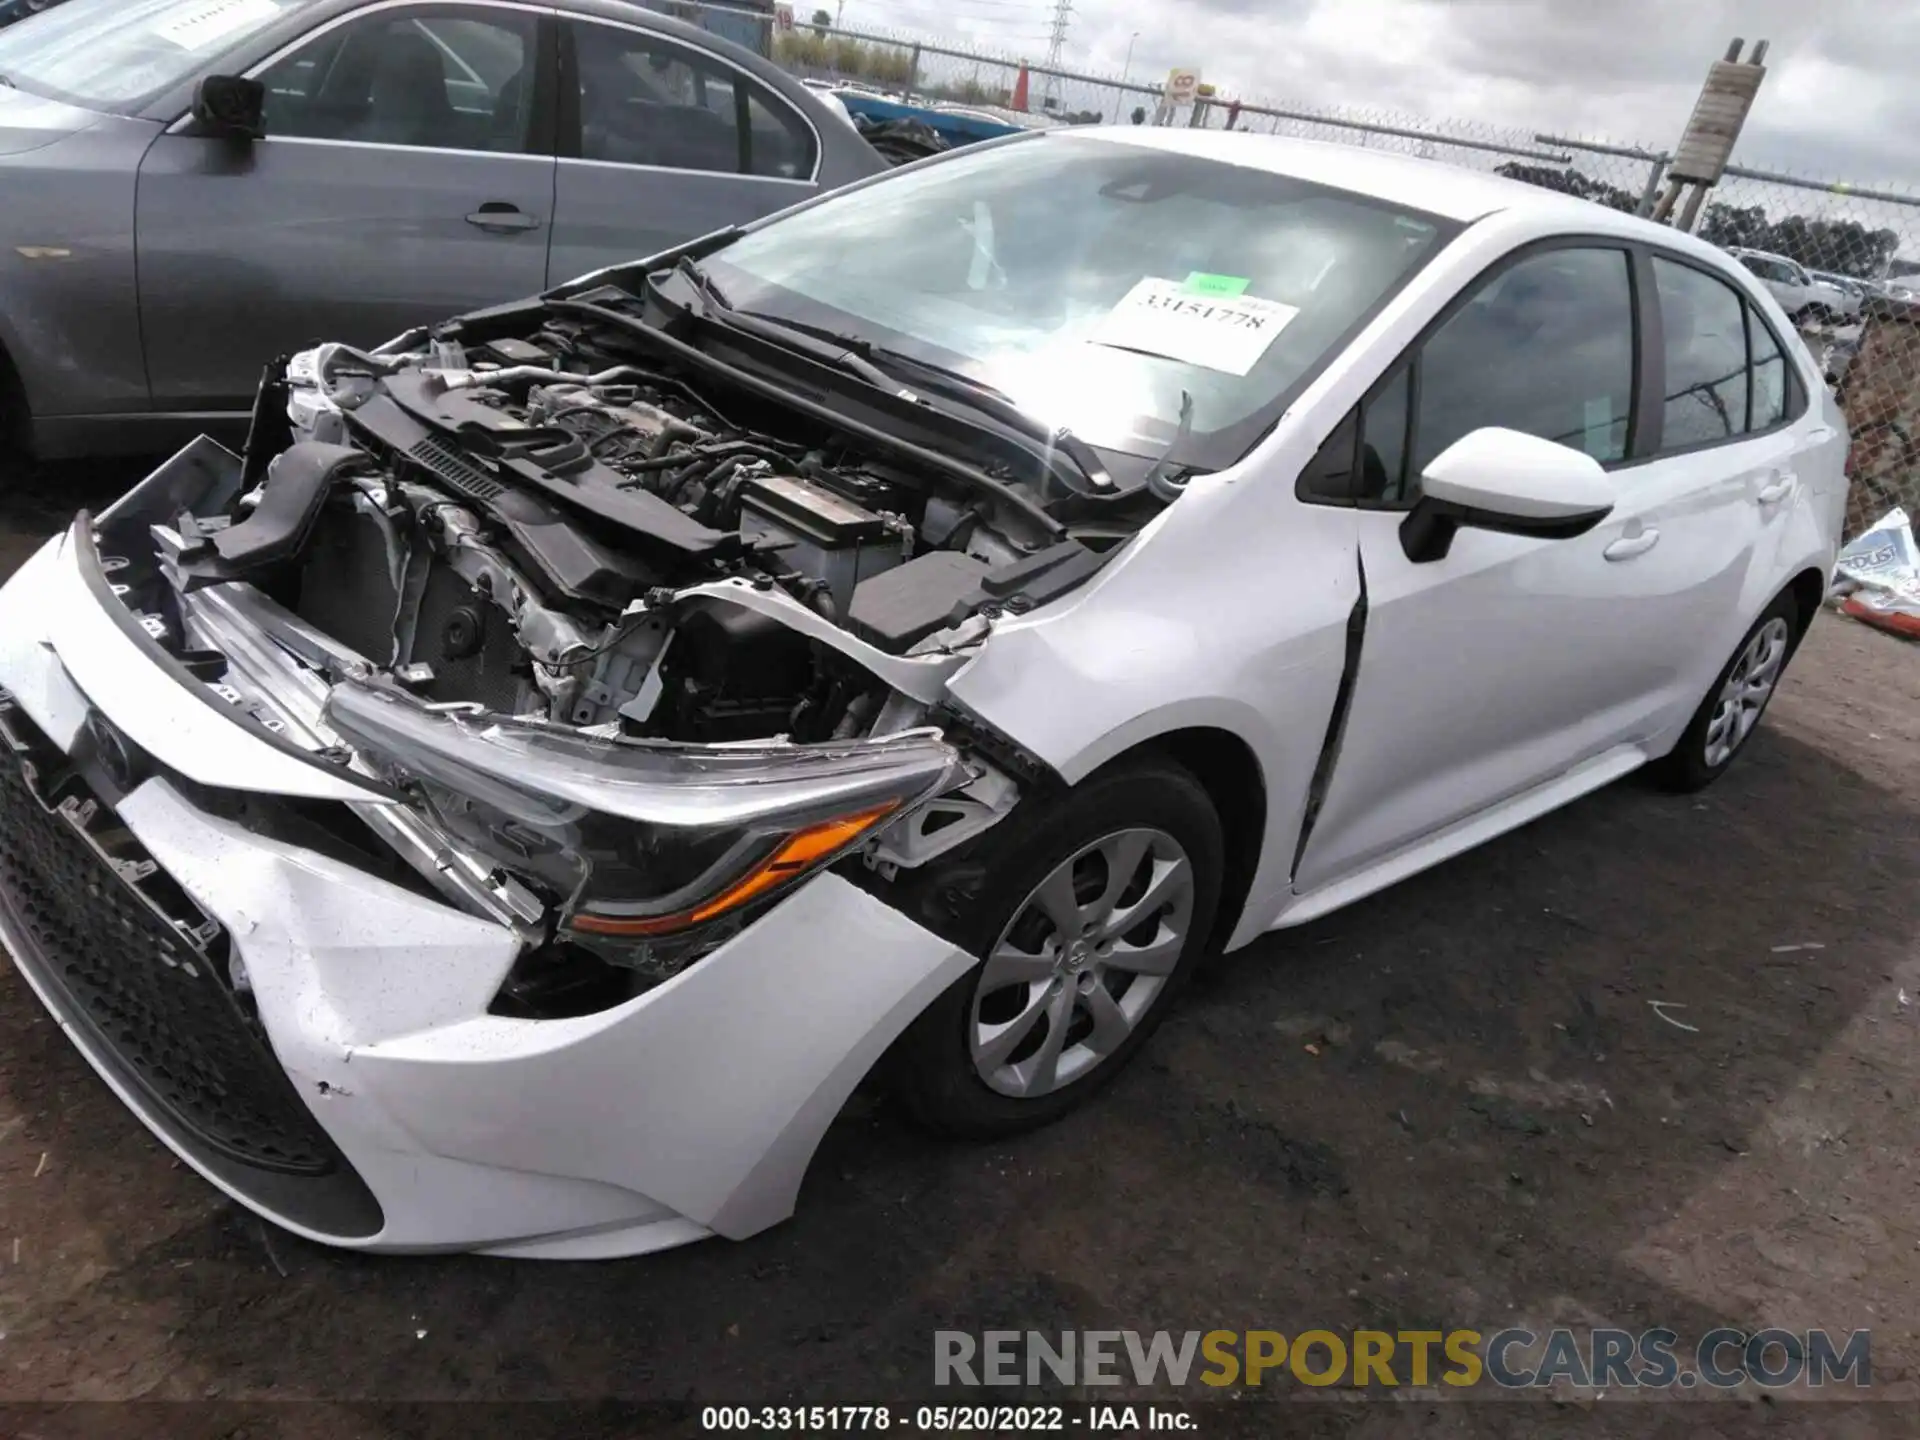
[1653,257,1751,448]
[1750,314,1789,429]
[567,20,816,179]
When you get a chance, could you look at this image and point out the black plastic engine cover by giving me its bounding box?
[848,541,1108,652]
[379,371,734,560]
[354,396,658,608]
[847,551,992,651]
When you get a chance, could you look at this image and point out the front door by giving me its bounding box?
[1296,242,1754,893]
[135,2,557,413]
[546,15,821,287]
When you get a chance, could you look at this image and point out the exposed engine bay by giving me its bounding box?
[88,275,1172,1010]
[179,286,1139,748]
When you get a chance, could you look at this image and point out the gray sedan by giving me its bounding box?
[0,0,883,460]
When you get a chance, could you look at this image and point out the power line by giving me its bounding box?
[886,10,1050,23]
[1041,0,1071,100]
[875,9,1056,39]
[859,0,1048,13]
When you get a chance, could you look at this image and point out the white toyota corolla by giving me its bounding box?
[0,128,1846,1258]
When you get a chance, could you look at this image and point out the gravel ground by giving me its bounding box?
[0,458,1917,1440]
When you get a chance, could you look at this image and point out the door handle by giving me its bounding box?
[1756,473,1795,505]
[1603,527,1660,561]
[465,203,542,234]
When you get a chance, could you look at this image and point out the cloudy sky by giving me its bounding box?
[845,0,1919,188]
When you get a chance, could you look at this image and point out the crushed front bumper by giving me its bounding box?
[0,513,975,1258]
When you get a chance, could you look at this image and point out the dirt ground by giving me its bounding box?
[0,460,1917,1439]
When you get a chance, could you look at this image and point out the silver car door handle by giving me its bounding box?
[465,204,542,233]
[1603,528,1660,561]
[1756,474,1795,505]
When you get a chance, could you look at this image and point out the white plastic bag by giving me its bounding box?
[1834,508,1920,639]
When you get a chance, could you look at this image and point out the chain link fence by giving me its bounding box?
[770,21,1151,124]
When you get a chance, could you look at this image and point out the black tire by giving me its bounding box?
[1650,593,1800,793]
[885,757,1223,1139]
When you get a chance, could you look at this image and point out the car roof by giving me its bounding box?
[1068,127,1659,226]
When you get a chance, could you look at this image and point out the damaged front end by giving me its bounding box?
[76,298,1122,1011]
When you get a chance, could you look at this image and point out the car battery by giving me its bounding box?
[738,474,905,619]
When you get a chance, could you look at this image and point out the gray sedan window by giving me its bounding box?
[257,5,538,153]
[570,20,814,179]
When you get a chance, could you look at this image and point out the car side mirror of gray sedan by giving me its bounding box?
[191,74,267,141]
[1399,426,1615,564]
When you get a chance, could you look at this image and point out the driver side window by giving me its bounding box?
[1300,245,1636,507]
[257,7,540,155]
[1410,246,1635,486]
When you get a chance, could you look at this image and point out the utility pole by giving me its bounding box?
[1650,37,1769,231]
[834,0,843,25]
[1041,0,1071,108]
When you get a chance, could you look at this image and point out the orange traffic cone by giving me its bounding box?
[1011,63,1029,111]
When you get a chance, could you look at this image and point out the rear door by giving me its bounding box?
[546,13,821,286]
[136,1,557,413]
[1630,249,1821,706]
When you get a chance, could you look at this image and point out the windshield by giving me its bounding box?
[0,0,314,110]
[703,134,1452,465]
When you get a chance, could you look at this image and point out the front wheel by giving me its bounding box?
[886,757,1223,1138]
[1651,595,1799,792]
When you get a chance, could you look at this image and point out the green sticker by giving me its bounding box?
[1183,272,1250,297]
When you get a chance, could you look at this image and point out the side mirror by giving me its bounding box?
[191,74,266,140]
[1399,426,1615,564]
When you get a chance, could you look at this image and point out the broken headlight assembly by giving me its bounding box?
[323,682,964,976]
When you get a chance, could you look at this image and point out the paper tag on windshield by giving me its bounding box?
[1092,278,1297,376]
[157,0,282,51]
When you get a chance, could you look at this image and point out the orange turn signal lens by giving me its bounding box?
[569,801,901,939]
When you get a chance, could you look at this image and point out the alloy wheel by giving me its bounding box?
[969,827,1195,1099]
[1703,617,1791,768]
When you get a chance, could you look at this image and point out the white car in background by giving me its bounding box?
[1809,269,1868,303]
[0,130,1849,1259]
[1728,247,1861,325]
